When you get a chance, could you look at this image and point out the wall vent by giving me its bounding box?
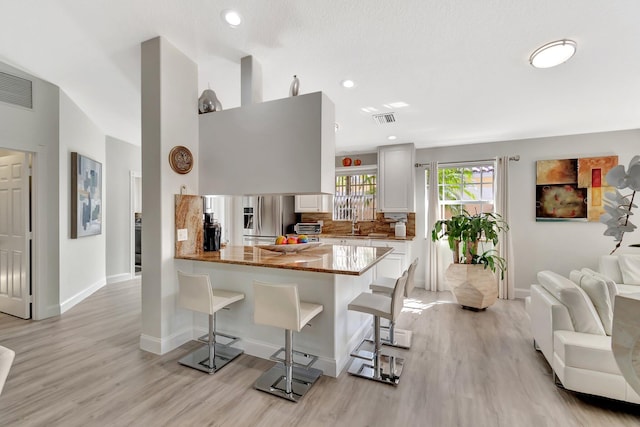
[372,112,396,124]
[0,72,33,109]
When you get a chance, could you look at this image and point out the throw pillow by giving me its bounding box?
[537,270,605,335]
[570,270,614,336]
[619,254,640,285]
[581,267,619,309]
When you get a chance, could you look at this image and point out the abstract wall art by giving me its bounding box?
[71,152,102,238]
[536,155,618,222]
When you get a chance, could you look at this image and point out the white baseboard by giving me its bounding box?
[515,288,531,299]
[34,304,61,320]
[107,273,134,284]
[60,277,107,314]
[139,328,193,355]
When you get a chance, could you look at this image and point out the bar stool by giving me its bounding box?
[369,258,418,349]
[253,280,323,402]
[177,271,245,374]
[348,271,408,385]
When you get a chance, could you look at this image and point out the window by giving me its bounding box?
[334,173,377,221]
[437,162,495,219]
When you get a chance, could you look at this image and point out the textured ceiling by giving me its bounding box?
[1,0,640,153]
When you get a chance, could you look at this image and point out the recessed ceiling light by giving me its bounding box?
[361,107,378,113]
[388,135,397,141]
[341,79,355,88]
[221,9,242,27]
[383,102,409,109]
[529,39,577,68]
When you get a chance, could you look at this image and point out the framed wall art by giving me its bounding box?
[535,155,618,222]
[71,152,102,238]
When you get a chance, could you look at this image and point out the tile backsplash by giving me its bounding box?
[300,212,415,237]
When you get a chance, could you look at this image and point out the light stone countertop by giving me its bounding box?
[176,243,393,276]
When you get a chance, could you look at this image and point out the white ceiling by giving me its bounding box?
[2,0,640,154]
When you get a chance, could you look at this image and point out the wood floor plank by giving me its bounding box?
[1,278,639,426]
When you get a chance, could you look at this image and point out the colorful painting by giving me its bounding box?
[71,152,102,238]
[535,155,618,222]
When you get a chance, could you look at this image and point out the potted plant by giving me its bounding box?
[431,211,509,310]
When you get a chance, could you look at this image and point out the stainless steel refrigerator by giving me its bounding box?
[242,195,296,245]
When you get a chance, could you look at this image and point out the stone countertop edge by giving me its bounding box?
[175,244,394,276]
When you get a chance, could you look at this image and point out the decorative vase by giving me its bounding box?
[342,157,352,167]
[198,89,223,114]
[289,75,300,97]
[444,264,498,310]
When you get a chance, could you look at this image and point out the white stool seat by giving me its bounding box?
[177,271,245,374]
[300,302,324,329]
[253,280,323,402]
[370,258,418,298]
[210,290,245,312]
[368,276,396,294]
[348,293,393,320]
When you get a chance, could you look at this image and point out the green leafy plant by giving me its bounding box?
[431,211,509,278]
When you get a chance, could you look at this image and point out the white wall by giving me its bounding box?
[140,37,199,353]
[0,61,61,319]
[58,91,107,311]
[414,129,640,298]
[105,136,141,282]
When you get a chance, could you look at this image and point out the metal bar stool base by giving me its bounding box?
[178,343,243,374]
[254,362,323,402]
[381,327,412,350]
[347,354,405,386]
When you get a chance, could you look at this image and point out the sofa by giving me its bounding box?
[599,252,640,294]
[526,257,640,403]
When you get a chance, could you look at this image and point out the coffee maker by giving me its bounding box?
[203,197,221,252]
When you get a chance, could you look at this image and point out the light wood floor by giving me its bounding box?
[1,278,639,427]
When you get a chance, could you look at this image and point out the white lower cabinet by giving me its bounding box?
[370,240,411,280]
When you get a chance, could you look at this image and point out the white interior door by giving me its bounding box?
[0,152,30,318]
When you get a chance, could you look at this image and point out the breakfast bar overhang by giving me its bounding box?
[176,244,393,377]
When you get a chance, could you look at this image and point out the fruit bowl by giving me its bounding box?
[256,242,322,253]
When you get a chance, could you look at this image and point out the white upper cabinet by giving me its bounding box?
[377,143,415,212]
[295,195,332,212]
[199,92,335,195]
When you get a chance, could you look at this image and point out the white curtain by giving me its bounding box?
[496,156,515,299]
[425,161,446,291]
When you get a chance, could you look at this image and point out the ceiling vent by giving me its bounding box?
[0,72,33,109]
[372,112,396,125]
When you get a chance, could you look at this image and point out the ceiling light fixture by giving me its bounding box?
[341,79,355,88]
[529,39,577,68]
[388,135,397,141]
[221,9,242,27]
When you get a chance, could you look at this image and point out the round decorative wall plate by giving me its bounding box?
[169,146,193,174]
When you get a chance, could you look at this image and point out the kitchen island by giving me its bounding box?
[175,243,393,377]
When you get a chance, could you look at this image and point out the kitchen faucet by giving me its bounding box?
[351,210,360,235]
